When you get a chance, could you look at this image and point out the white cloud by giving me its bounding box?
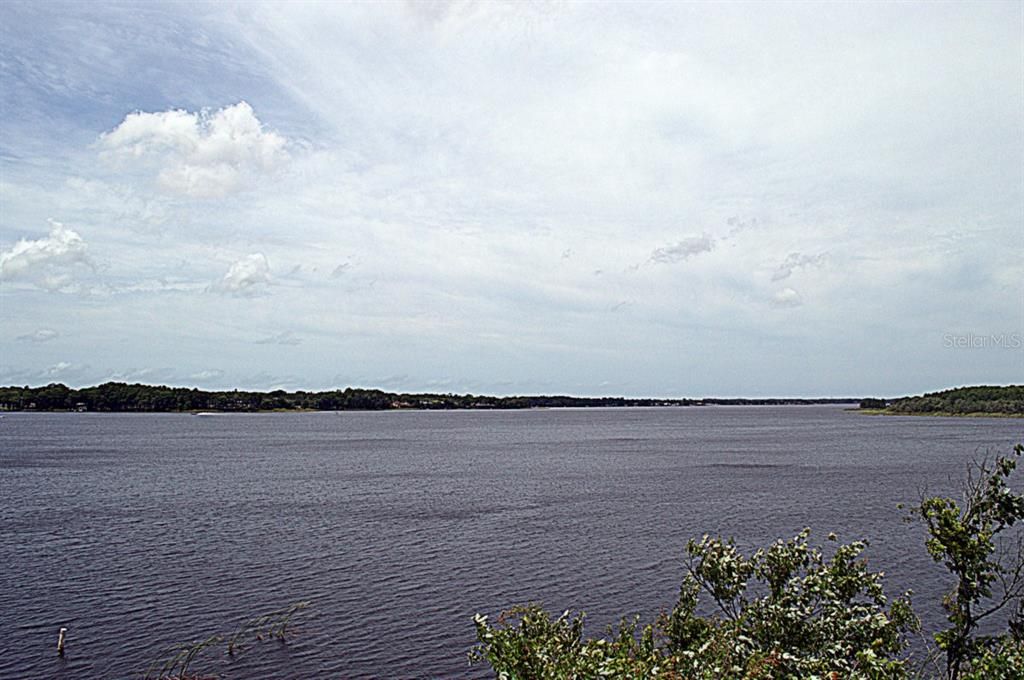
[255,330,301,345]
[45,361,73,376]
[0,220,92,291]
[0,361,93,386]
[649,234,715,264]
[772,252,827,281]
[726,217,761,237]
[211,253,271,295]
[17,328,59,343]
[189,369,225,382]
[237,371,303,391]
[99,101,287,198]
[771,287,803,308]
[103,367,175,383]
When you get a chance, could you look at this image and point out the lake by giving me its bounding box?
[1,406,1021,678]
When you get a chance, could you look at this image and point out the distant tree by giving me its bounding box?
[887,386,1024,416]
[33,382,71,409]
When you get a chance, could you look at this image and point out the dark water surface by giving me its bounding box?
[1,407,1021,678]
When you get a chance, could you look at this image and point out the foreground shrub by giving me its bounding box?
[472,530,917,679]
[912,443,1024,679]
[472,443,1024,679]
[665,529,917,678]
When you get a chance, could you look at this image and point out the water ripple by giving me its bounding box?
[1,408,1019,677]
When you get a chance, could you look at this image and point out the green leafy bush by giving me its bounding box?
[472,444,1024,679]
[471,530,916,679]
[912,443,1024,679]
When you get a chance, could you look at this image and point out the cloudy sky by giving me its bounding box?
[1,1,1021,397]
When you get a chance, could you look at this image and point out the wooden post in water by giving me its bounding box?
[57,628,67,656]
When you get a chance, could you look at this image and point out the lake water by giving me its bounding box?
[1,406,1021,678]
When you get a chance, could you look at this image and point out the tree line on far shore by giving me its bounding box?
[0,382,859,412]
[860,385,1024,416]
[6,382,1019,415]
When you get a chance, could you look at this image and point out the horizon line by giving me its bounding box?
[5,380,1017,402]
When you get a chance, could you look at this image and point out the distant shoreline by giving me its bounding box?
[5,382,1020,416]
[854,385,1023,418]
[2,402,864,415]
[856,408,1023,419]
[0,381,860,413]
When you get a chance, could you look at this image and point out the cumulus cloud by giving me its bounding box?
[770,287,803,308]
[0,361,97,386]
[189,369,225,382]
[44,361,74,377]
[99,101,287,198]
[772,252,827,281]
[0,220,92,291]
[726,217,761,238]
[17,328,59,343]
[649,234,715,264]
[238,371,303,390]
[49,362,95,381]
[211,253,271,295]
[103,367,177,383]
[255,330,302,345]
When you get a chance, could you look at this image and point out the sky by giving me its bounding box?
[1,1,1021,398]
